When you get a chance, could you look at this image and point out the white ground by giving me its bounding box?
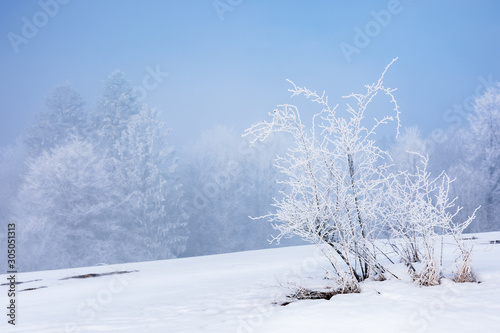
[2,232,500,332]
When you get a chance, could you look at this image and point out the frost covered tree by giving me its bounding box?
[92,71,140,154]
[180,126,284,257]
[429,126,486,232]
[114,105,186,260]
[89,71,186,261]
[15,139,124,271]
[245,59,401,291]
[14,72,186,271]
[467,84,500,231]
[25,84,86,157]
[428,85,500,233]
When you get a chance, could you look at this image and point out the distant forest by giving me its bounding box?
[0,72,498,272]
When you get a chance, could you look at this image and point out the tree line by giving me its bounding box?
[0,68,498,273]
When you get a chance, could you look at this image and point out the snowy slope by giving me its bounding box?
[2,232,500,333]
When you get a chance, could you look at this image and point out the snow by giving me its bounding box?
[2,232,500,332]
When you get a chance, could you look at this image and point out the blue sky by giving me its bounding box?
[1,0,500,148]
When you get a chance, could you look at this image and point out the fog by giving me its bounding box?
[1,1,499,272]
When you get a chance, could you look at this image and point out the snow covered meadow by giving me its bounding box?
[1,231,499,333]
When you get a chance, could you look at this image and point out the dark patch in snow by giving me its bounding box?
[60,270,138,280]
[276,288,343,306]
[19,286,47,292]
[0,279,41,286]
[489,240,500,244]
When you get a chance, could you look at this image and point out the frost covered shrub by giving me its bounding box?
[388,153,479,286]
[245,59,401,291]
[246,59,479,290]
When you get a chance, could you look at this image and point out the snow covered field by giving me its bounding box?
[2,232,500,333]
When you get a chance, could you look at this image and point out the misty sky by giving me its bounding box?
[1,0,500,149]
